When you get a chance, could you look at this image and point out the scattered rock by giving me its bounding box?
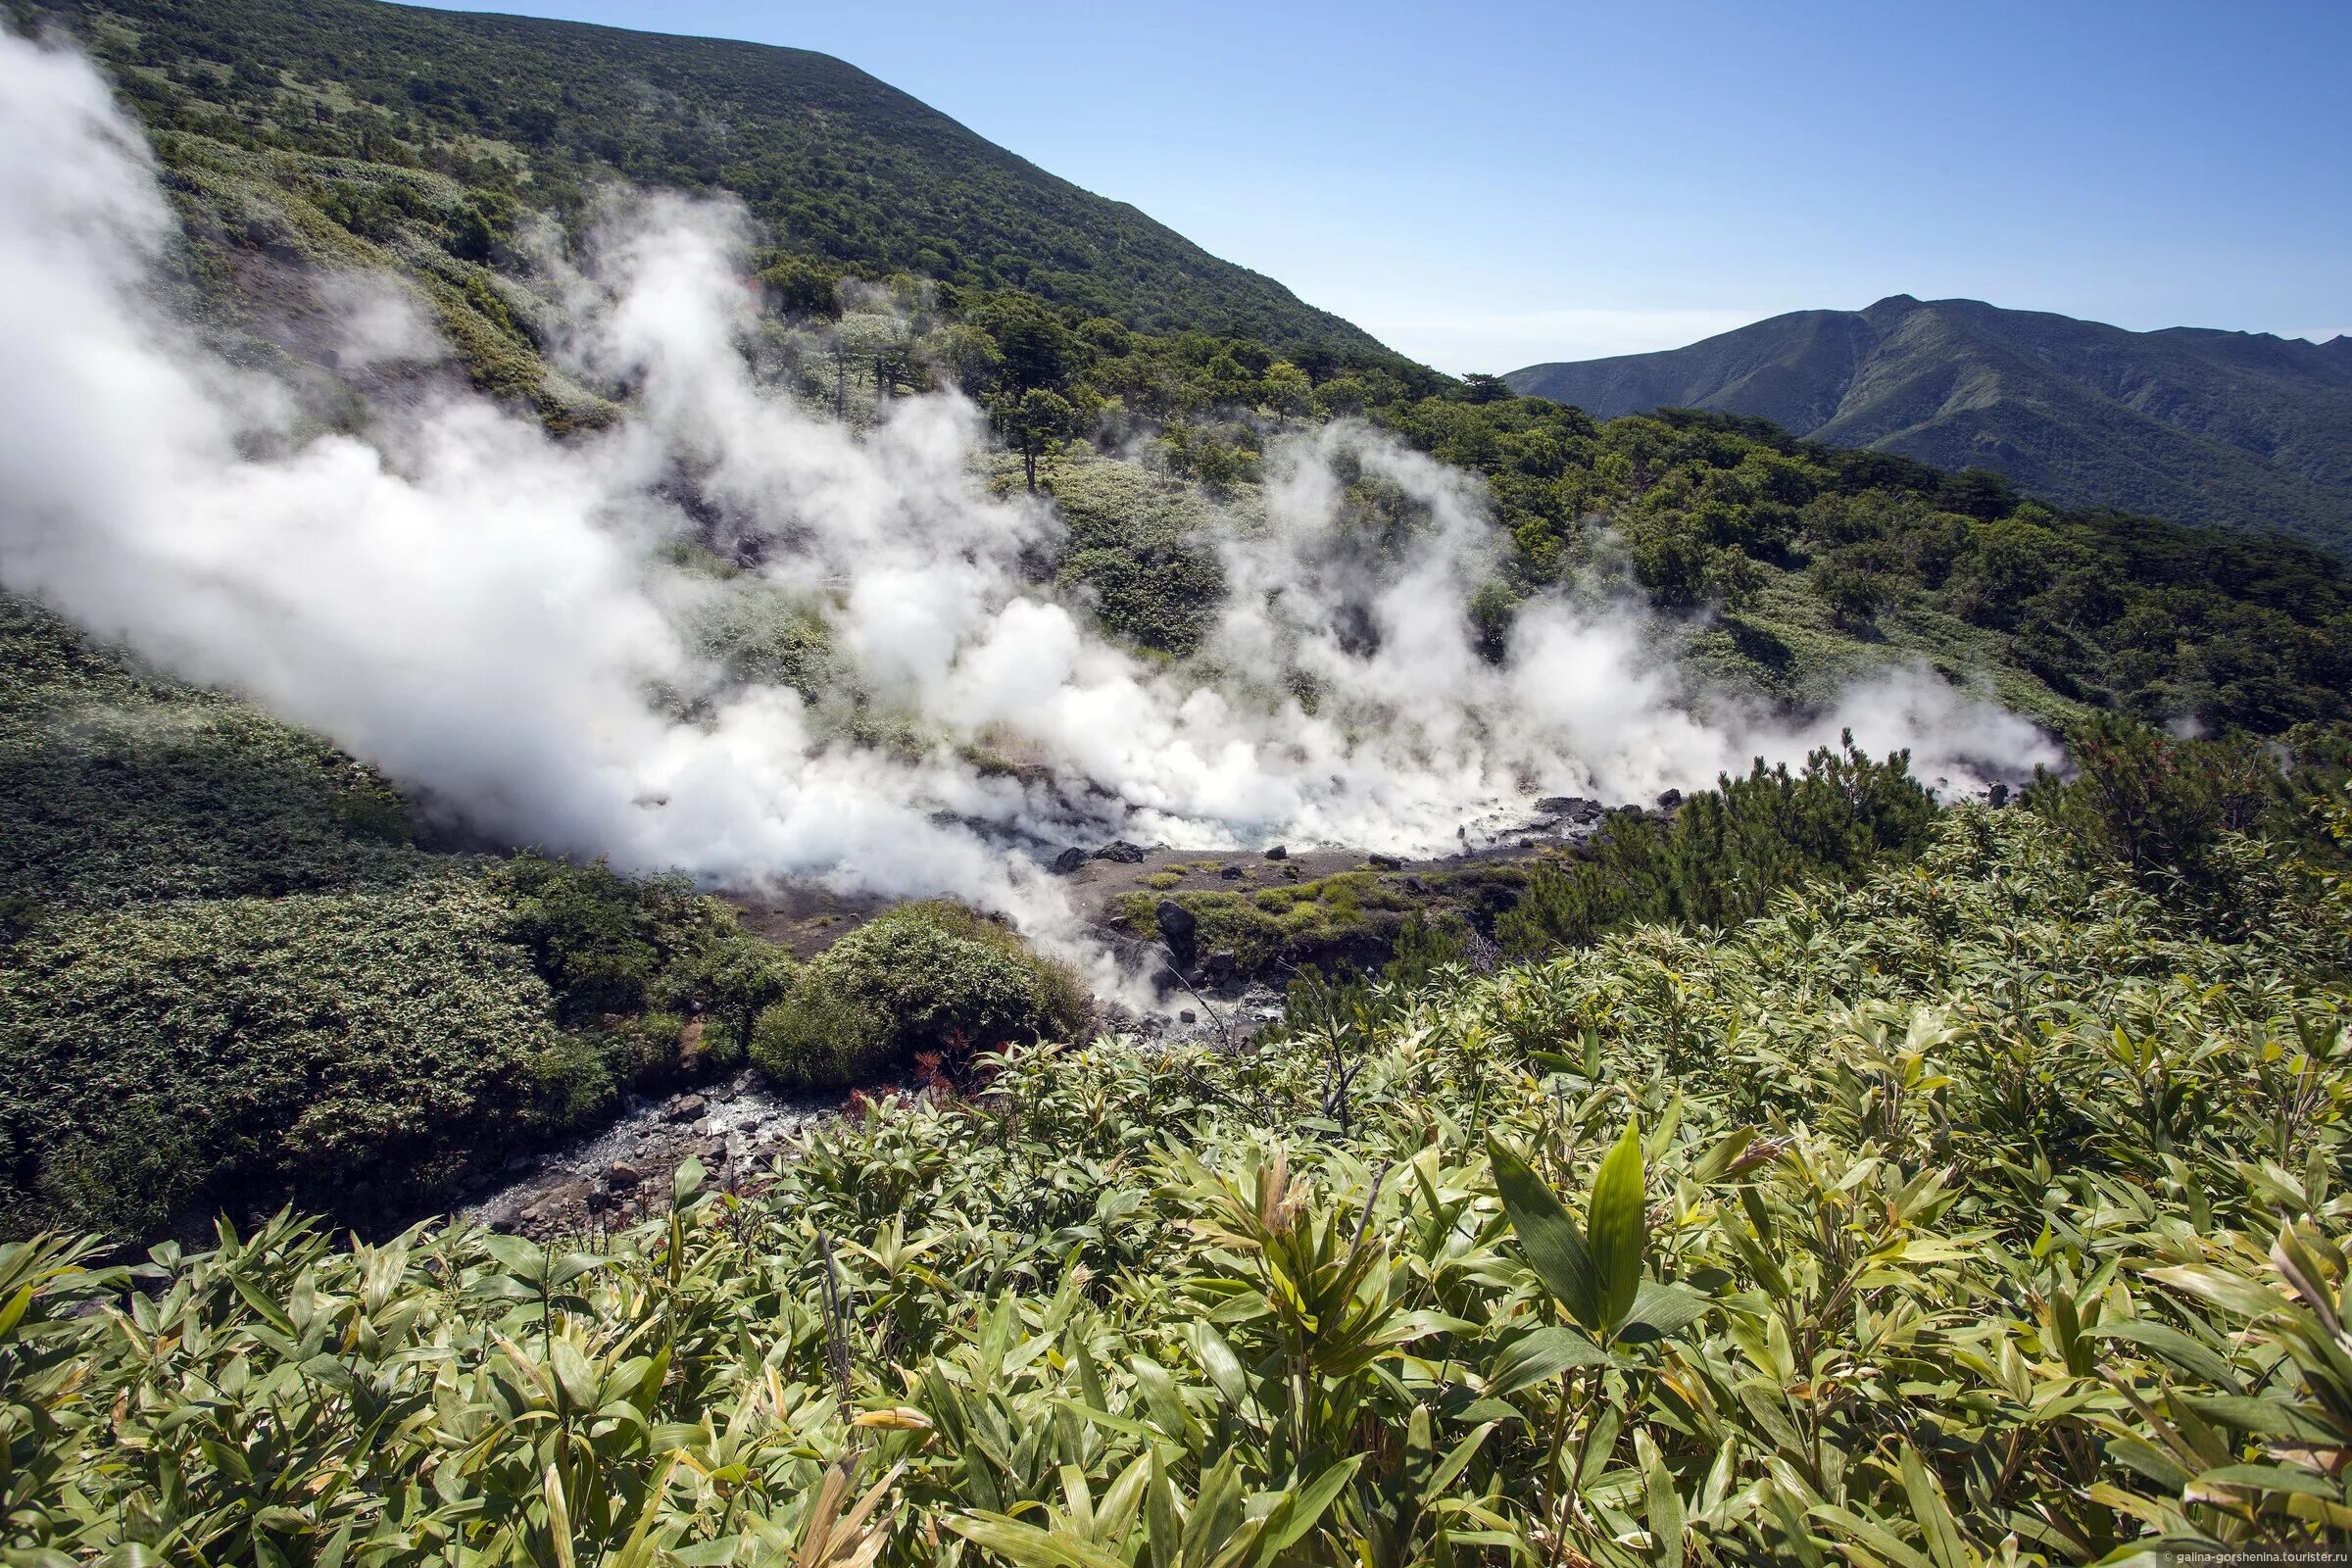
[1203,950,1240,984]
[1264,845,1288,860]
[1401,876,1430,896]
[1050,846,1089,874]
[606,1162,643,1192]
[1367,853,1401,870]
[1179,1009,1197,1024]
[1536,795,1608,825]
[1093,840,1147,863]
[1219,864,1246,879]
[666,1094,708,1123]
[1656,788,1684,810]
[584,1188,613,1213]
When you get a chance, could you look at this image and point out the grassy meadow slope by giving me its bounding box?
[1506,296,2352,552]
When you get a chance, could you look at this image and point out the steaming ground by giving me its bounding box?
[0,33,2057,991]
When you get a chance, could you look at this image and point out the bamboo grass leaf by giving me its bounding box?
[1618,1280,1709,1344]
[1587,1117,1647,1335]
[1486,1326,1608,1396]
[1487,1137,1603,1331]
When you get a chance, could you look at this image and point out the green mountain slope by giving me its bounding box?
[29,0,1382,349]
[1505,295,2352,552]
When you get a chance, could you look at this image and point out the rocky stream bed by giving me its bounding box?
[461,1071,842,1238]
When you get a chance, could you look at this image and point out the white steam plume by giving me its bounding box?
[0,34,2057,988]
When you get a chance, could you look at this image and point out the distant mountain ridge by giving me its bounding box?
[1506,296,2352,552]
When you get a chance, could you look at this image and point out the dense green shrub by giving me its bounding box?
[1118,869,1421,972]
[0,877,564,1235]
[749,902,1083,1088]
[1056,544,1224,655]
[1499,738,1940,952]
[651,928,796,1061]
[2023,714,2352,934]
[490,855,700,1020]
[749,981,889,1090]
[487,854,791,1042]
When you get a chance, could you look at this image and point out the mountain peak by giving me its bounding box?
[1505,299,2352,551]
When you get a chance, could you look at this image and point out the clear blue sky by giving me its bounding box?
[393,0,2350,371]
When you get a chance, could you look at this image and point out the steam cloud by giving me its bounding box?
[0,34,2057,986]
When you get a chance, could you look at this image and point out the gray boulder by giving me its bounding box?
[1155,899,1199,968]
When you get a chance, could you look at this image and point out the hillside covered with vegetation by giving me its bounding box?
[14,0,2348,740]
[22,0,1381,353]
[0,590,803,1237]
[1051,383,2352,736]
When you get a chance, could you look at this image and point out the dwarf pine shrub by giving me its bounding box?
[750,902,1084,1087]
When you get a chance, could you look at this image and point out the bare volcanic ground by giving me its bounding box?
[1054,793,1628,993]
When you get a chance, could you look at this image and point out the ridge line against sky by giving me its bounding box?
[384,0,2351,372]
